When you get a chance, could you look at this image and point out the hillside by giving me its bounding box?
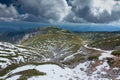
[21,27,84,66]
[89,36,120,50]
[0,26,71,44]
[0,27,120,80]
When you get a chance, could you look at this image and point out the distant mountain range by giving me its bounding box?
[0,22,120,33]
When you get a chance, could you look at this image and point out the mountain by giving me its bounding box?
[0,26,71,43]
[0,28,39,43]
[21,26,83,66]
[0,27,120,80]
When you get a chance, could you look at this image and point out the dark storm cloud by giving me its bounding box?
[0,0,13,6]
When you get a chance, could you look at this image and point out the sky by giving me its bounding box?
[0,0,120,24]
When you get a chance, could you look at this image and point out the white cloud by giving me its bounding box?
[19,0,71,23]
[109,19,120,25]
[1,0,120,23]
[67,0,120,23]
[0,3,20,22]
[0,3,29,22]
[90,0,115,17]
[0,4,18,17]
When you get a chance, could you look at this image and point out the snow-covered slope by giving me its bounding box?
[0,41,120,80]
[0,42,45,69]
[1,61,110,80]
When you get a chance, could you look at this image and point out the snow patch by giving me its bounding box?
[6,75,21,80]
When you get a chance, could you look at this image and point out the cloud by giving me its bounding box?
[64,0,120,23]
[90,0,115,17]
[109,19,120,25]
[1,0,120,24]
[0,3,29,22]
[0,3,20,21]
[18,0,71,23]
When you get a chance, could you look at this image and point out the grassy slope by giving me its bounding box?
[21,27,83,60]
[20,27,86,67]
[89,36,120,50]
[22,33,82,51]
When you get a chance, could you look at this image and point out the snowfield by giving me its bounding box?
[0,42,120,80]
[3,61,117,80]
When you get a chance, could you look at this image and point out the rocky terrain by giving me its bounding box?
[0,27,120,80]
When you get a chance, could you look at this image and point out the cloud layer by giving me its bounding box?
[0,3,27,22]
[66,0,120,23]
[1,0,120,24]
[0,3,19,21]
[18,0,71,23]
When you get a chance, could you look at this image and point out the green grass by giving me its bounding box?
[16,45,36,51]
[0,62,63,80]
[9,69,46,80]
[21,26,83,52]
[62,54,85,65]
[88,54,101,60]
[0,64,20,76]
[0,55,18,60]
[0,61,63,77]
[89,36,120,50]
[106,57,115,67]
[0,60,6,63]
[111,49,120,56]
[39,26,71,34]
[21,33,83,54]
[1,50,11,52]
[20,27,84,66]
[0,56,13,60]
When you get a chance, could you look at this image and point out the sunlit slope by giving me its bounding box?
[22,34,83,62]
